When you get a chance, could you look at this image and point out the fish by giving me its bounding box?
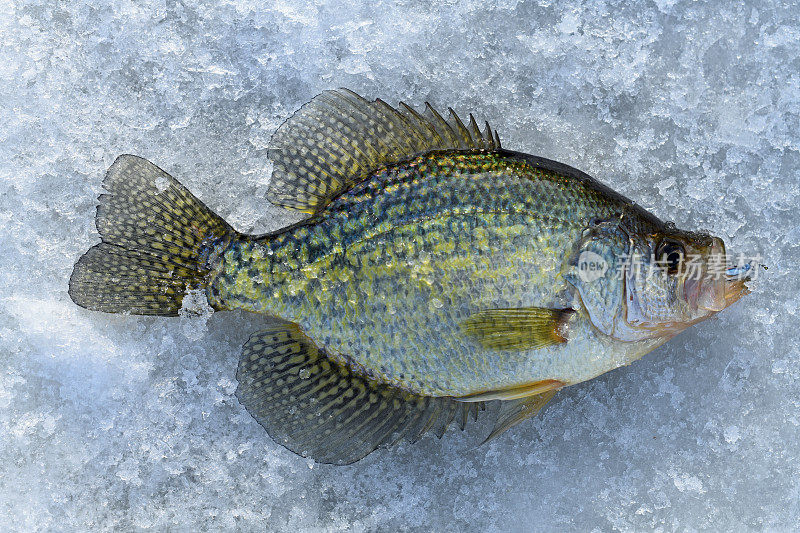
[69,88,756,464]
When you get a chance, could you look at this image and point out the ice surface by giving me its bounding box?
[1,0,798,530]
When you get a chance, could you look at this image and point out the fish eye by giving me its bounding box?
[656,240,684,274]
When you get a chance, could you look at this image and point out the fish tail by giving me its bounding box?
[69,155,235,316]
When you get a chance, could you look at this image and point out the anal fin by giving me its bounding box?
[236,322,486,465]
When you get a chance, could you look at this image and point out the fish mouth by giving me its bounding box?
[694,259,757,312]
[723,262,755,307]
[685,236,758,313]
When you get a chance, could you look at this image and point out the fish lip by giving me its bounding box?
[689,236,758,312]
[722,260,757,306]
[724,278,751,306]
[696,259,757,312]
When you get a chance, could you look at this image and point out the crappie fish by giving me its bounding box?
[69,89,755,464]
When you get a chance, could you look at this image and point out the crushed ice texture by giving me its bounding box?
[1,0,798,530]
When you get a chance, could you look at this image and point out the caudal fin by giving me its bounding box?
[69,155,234,316]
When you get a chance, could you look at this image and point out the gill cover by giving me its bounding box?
[563,220,648,342]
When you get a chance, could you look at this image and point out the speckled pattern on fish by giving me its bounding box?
[69,89,754,464]
[208,150,662,396]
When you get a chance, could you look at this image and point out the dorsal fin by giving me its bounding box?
[266,89,502,213]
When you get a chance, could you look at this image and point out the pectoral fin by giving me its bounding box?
[462,307,575,351]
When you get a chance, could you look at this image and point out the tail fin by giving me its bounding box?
[69,155,234,316]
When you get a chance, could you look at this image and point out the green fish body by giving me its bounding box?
[69,89,753,464]
[209,150,665,397]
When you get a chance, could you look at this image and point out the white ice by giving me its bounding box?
[1,0,798,530]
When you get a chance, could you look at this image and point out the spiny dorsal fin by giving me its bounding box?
[266,89,502,213]
[462,307,575,351]
[235,322,486,465]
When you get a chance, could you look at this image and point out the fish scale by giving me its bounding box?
[208,150,650,395]
[69,89,753,464]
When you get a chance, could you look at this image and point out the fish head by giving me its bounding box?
[565,220,756,343]
[621,227,755,339]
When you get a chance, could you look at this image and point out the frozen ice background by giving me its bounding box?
[1,0,798,530]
